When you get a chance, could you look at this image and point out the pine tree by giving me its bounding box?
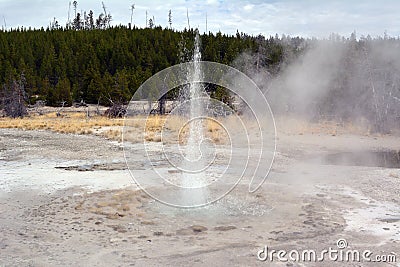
[148,18,154,29]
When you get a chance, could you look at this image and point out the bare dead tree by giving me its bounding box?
[73,1,77,20]
[130,4,135,28]
[1,75,28,118]
[168,9,172,29]
[102,2,111,28]
[94,96,101,116]
[56,101,67,117]
[186,8,190,29]
[2,15,6,31]
[104,94,126,118]
[205,12,207,33]
[84,105,90,122]
[33,100,45,115]
[67,1,71,27]
[363,46,383,132]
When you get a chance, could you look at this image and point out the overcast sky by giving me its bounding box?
[0,0,399,38]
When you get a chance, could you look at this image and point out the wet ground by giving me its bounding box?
[0,128,399,266]
[319,150,400,168]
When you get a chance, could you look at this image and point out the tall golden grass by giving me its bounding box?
[275,116,372,136]
[124,115,230,144]
[0,112,123,136]
[2,113,370,145]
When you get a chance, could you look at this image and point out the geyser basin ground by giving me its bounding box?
[0,127,399,266]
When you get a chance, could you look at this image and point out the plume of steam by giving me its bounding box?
[233,35,400,133]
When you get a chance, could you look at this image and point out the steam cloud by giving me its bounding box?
[234,36,400,133]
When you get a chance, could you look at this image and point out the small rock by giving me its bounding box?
[303,220,314,225]
[168,170,181,174]
[108,225,127,233]
[214,225,236,231]
[77,165,93,171]
[141,221,155,225]
[191,225,207,233]
[106,212,125,219]
[153,231,163,236]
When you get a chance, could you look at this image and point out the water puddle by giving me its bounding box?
[320,150,400,168]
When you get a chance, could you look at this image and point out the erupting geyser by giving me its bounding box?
[124,29,276,208]
[180,30,210,206]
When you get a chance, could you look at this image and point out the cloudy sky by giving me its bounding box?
[0,0,399,38]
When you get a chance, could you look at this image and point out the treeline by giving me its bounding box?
[2,16,398,132]
[0,26,290,107]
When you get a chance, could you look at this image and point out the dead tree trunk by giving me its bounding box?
[158,95,166,115]
[1,77,27,118]
[363,46,384,132]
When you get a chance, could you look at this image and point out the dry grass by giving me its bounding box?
[162,115,186,132]
[103,129,123,142]
[276,116,373,136]
[0,112,123,138]
[204,118,229,144]
[6,112,367,144]
[123,115,231,144]
[144,132,162,142]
